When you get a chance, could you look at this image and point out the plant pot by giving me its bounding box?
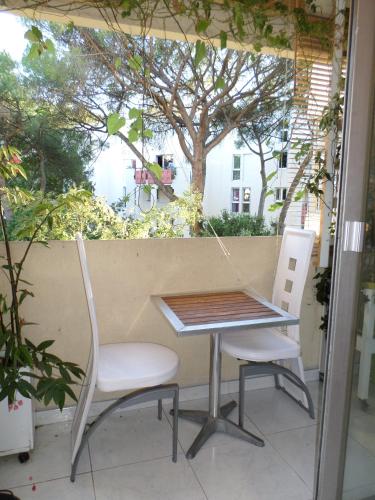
[0,390,34,458]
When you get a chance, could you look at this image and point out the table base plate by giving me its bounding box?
[171,400,265,459]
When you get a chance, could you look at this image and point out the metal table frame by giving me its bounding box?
[153,289,299,459]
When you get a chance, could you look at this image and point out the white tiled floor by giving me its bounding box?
[0,381,373,499]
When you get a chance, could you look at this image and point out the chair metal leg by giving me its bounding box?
[238,362,315,423]
[70,383,179,482]
[158,399,163,420]
[239,365,246,427]
[172,387,179,462]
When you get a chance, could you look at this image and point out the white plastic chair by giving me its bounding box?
[70,234,179,482]
[221,227,316,427]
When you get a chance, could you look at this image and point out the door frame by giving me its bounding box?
[315,1,375,498]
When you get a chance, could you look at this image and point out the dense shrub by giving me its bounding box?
[201,210,273,237]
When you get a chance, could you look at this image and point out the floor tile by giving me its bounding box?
[349,411,375,457]
[12,473,95,500]
[267,425,318,490]
[343,482,375,500]
[164,394,264,455]
[93,455,206,500]
[190,439,312,500]
[0,422,90,490]
[88,406,182,471]
[343,438,375,493]
[243,383,318,435]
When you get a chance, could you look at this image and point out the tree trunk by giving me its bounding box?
[257,141,267,218]
[191,151,206,235]
[277,151,313,233]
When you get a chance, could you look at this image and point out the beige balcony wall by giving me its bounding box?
[1,236,322,410]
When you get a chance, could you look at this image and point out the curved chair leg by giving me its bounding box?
[70,383,179,482]
[238,361,315,427]
[158,399,163,420]
[172,387,179,462]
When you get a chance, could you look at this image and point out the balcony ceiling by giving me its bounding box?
[2,0,337,57]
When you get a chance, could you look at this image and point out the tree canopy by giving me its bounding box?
[23,23,293,202]
[0,50,95,194]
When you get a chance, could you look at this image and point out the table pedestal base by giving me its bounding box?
[171,400,264,459]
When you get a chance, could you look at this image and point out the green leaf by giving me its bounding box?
[129,107,141,120]
[143,129,153,139]
[194,40,206,66]
[44,39,55,54]
[142,184,152,196]
[63,384,77,402]
[24,26,43,43]
[128,128,139,143]
[265,189,274,198]
[294,190,306,202]
[65,21,75,34]
[147,162,162,180]
[214,77,225,90]
[196,18,210,33]
[132,116,143,131]
[26,44,40,61]
[219,31,227,50]
[114,57,122,70]
[268,202,284,212]
[17,379,37,399]
[37,339,55,351]
[266,170,277,182]
[128,54,143,73]
[107,113,126,135]
[264,24,273,37]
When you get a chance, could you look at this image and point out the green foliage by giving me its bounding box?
[7,190,128,241]
[268,201,284,212]
[119,191,202,239]
[194,40,206,66]
[107,112,126,135]
[0,146,85,409]
[201,210,273,237]
[24,25,55,61]
[113,0,331,53]
[0,51,95,194]
[314,267,331,332]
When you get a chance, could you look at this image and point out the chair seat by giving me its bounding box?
[221,328,300,362]
[97,342,179,392]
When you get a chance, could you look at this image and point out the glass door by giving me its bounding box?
[341,95,375,500]
[316,1,375,498]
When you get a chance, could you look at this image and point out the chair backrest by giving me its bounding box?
[71,233,100,464]
[272,227,315,343]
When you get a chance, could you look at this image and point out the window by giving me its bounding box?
[278,151,288,169]
[242,187,250,213]
[156,154,174,169]
[275,187,287,201]
[231,187,240,212]
[280,128,288,143]
[231,187,250,213]
[232,154,241,180]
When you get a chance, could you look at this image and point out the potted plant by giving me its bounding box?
[0,145,86,461]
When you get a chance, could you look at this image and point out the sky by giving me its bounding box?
[0,12,27,61]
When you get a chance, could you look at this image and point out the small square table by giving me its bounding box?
[153,289,299,458]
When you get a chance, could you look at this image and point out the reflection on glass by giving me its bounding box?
[342,107,375,499]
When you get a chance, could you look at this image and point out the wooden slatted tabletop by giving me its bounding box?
[162,291,281,326]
